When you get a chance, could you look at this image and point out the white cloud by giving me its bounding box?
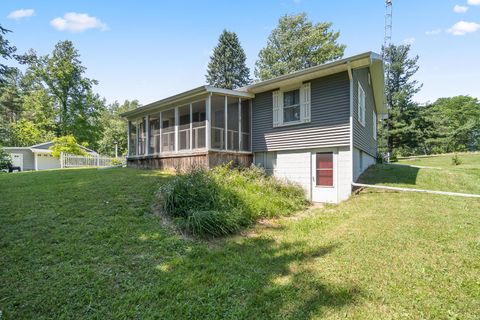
[467,0,480,5]
[50,12,107,33]
[403,37,416,45]
[453,5,469,13]
[447,20,480,35]
[426,29,442,36]
[7,9,35,20]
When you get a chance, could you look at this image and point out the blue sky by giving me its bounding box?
[2,0,479,105]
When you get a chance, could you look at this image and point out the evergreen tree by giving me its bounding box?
[382,44,422,156]
[255,13,345,81]
[206,30,251,89]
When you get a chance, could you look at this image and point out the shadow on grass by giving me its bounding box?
[358,164,419,186]
[150,237,358,319]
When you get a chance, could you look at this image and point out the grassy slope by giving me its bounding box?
[1,160,479,319]
[359,153,480,194]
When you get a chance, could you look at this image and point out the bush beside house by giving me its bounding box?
[159,164,308,237]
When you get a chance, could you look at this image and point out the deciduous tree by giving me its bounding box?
[255,13,345,81]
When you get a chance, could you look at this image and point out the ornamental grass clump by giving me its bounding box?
[159,163,308,237]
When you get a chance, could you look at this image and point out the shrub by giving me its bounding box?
[159,163,308,237]
[0,148,12,172]
[111,158,124,166]
[451,153,462,166]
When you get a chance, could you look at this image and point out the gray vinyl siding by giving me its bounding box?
[252,72,350,152]
[352,68,377,157]
[4,148,35,170]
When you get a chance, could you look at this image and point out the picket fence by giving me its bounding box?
[60,152,123,168]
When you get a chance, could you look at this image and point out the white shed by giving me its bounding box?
[3,141,98,171]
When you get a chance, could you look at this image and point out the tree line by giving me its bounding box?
[2,13,479,157]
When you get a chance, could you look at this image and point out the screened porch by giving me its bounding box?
[127,93,252,158]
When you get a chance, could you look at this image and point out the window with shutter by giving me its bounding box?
[316,152,334,187]
[272,82,311,127]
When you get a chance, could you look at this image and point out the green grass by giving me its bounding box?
[398,152,480,168]
[360,153,480,194]
[1,163,479,319]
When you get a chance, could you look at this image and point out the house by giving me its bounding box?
[122,52,385,203]
[3,141,98,171]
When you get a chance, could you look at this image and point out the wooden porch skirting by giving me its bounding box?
[127,151,253,171]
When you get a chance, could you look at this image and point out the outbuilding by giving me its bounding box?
[3,141,98,171]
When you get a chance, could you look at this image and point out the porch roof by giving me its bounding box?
[121,85,254,119]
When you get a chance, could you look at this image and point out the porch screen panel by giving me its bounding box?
[161,109,175,152]
[149,115,160,154]
[138,117,146,155]
[178,105,190,150]
[211,95,225,149]
[129,121,137,156]
[241,99,250,151]
[192,100,206,149]
[227,97,239,151]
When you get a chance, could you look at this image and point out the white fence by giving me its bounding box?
[61,153,123,168]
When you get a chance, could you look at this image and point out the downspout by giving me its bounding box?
[347,61,354,188]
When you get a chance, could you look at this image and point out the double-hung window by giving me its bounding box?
[283,89,301,123]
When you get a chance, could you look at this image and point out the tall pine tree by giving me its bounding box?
[206,30,251,89]
[382,44,422,156]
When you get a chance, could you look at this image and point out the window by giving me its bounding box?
[240,99,250,151]
[161,109,175,152]
[211,95,225,149]
[149,115,160,154]
[316,152,333,187]
[178,105,190,150]
[373,110,377,140]
[138,117,146,155]
[357,82,366,126]
[192,100,206,149]
[273,82,310,127]
[283,89,300,123]
[227,97,239,151]
[129,121,137,156]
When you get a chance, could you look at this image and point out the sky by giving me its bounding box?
[1,0,480,106]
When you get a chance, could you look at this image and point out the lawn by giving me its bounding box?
[1,161,479,319]
[359,153,480,194]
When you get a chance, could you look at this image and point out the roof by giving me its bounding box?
[3,141,98,154]
[121,51,385,118]
[121,85,254,118]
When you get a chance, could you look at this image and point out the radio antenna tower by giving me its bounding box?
[382,0,393,161]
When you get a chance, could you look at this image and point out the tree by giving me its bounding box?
[206,30,251,89]
[254,13,345,81]
[97,100,139,156]
[0,24,17,85]
[0,147,12,171]
[423,96,480,153]
[382,44,422,156]
[49,135,87,158]
[19,41,105,148]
